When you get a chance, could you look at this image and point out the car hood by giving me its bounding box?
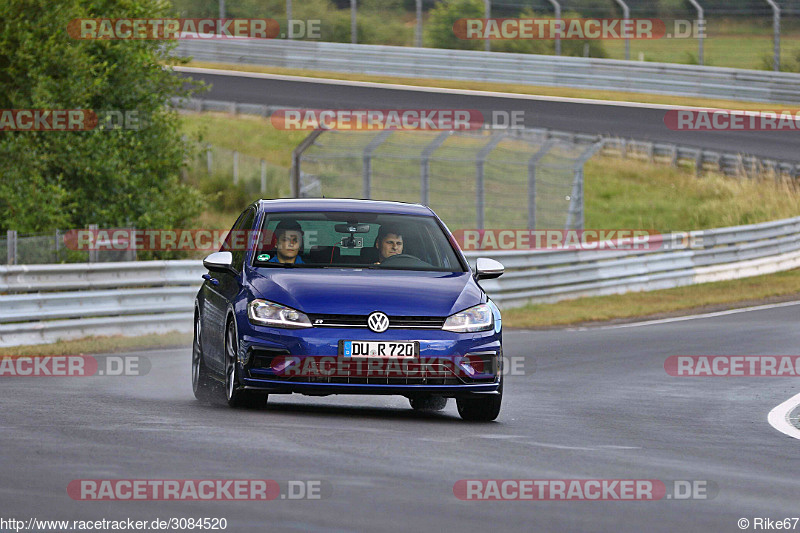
[248,268,482,317]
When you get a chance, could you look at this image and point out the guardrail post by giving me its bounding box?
[527,141,555,229]
[695,150,703,176]
[362,130,393,199]
[286,0,292,39]
[129,228,137,262]
[547,0,561,56]
[351,0,357,44]
[7,230,17,265]
[291,129,324,198]
[88,224,98,263]
[566,141,605,230]
[766,0,780,71]
[415,0,423,47]
[420,131,451,206]
[614,0,630,60]
[233,150,239,185]
[260,159,267,194]
[484,0,491,52]
[687,0,704,65]
[565,167,585,230]
[206,144,212,175]
[476,133,507,230]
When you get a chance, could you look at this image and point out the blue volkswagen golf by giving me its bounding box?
[192,199,505,421]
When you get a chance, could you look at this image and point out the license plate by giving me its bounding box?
[341,341,418,358]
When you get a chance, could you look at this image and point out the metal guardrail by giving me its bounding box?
[3,216,800,346]
[174,39,800,104]
[0,262,203,346]
[467,216,800,307]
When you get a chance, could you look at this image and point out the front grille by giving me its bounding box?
[259,360,465,385]
[307,314,445,329]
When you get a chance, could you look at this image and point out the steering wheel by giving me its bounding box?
[379,253,432,268]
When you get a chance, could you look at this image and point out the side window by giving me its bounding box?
[222,207,256,273]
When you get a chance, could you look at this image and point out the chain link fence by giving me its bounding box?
[296,129,603,231]
[2,228,136,266]
[184,141,290,201]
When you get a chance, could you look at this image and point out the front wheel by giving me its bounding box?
[224,319,268,409]
[456,379,502,421]
[192,313,214,403]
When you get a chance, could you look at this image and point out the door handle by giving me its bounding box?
[202,273,219,286]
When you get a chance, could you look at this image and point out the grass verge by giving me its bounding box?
[503,268,800,328]
[0,332,192,357]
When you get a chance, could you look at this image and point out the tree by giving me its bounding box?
[424,0,484,50]
[0,0,204,234]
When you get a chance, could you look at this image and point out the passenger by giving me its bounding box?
[269,219,305,264]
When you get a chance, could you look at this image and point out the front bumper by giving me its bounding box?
[237,322,502,397]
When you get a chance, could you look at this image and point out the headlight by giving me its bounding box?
[247,300,312,328]
[442,303,493,333]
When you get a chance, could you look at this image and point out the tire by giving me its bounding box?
[224,318,268,409]
[409,395,448,411]
[456,378,502,421]
[192,312,214,403]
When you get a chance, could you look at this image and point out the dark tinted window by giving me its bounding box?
[222,206,256,273]
[253,211,465,272]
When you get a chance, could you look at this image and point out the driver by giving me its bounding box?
[268,219,305,264]
[374,224,404,264]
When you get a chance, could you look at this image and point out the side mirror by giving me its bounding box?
[203,251,234,274]
[475,257,504,280]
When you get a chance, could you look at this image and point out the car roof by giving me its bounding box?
[257,198,434,216]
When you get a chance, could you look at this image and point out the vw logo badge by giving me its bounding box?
[367,312,390,333]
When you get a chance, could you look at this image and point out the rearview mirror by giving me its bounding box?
[475,257,504,280]
[203,251,234,273]
[334,223,370,233]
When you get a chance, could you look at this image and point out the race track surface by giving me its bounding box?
[3,304,799,532]
[179,69,800,162]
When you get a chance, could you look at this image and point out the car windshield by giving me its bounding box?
[252,211,465,272]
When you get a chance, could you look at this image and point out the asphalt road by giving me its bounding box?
[2,304,800,532]
[178,68,800,162]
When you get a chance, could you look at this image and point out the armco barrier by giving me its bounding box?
[0,262,203,347]
[2,217,800,346]
[174,39,800,104]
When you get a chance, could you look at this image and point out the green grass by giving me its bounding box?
[583,157,800,230]
[602,18,800,69]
